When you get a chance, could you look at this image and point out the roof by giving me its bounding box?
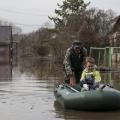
[112,15,120,32]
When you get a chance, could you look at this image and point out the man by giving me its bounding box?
[63,40,87,86]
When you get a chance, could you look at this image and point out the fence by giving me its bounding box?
[90,47,120,69]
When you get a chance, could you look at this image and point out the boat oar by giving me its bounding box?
[55,80,79,92]
[65,84,79,92]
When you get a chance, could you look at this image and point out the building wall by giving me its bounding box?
[0,26,12,80]
[109,16,120,46]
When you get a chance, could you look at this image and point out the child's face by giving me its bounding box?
[86,62,94,71]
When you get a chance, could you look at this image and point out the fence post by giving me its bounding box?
[105,47,113,68]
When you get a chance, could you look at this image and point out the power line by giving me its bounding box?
[0,7,51,17]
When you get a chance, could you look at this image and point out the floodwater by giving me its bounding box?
[0,64,120,120]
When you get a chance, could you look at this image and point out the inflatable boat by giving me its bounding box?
[54,84,120,110]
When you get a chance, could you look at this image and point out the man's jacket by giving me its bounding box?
[63,47,87,76]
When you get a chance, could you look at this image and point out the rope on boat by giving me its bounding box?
[100,84,113,90]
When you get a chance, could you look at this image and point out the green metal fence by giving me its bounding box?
[90,47,120,69]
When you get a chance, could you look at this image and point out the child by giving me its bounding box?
[80,57,101,90]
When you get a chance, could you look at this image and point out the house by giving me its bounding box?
[109,16,120,46]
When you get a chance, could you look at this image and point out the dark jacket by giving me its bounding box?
[63,47,87,76]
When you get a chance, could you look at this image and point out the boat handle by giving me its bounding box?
[100,84,113,90]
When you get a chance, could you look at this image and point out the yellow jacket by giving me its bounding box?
[80,69,101,82]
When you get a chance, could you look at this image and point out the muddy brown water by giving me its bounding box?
[0,68,120,120]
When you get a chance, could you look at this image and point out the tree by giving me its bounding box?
[49,0,90,31]
[78,8,116,48]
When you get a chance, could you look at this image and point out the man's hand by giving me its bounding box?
[70,74,76,86]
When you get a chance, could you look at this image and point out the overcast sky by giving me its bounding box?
[0,0,119,33]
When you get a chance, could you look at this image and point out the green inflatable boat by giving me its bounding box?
[54,84,120,110]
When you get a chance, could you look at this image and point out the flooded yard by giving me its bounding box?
[0,72,56,120]
[0,63,120,120]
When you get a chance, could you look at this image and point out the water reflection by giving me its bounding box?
[19,57,64,79]
[0,65,12,80]
[0,71,59,120]
[101,71,120,90]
